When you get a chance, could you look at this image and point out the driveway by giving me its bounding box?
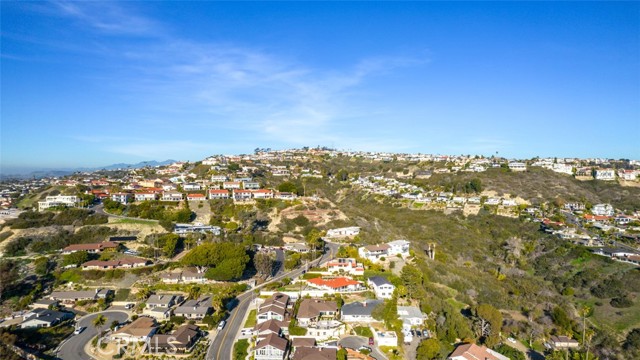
[339,335,387,360]
[504,339,545,360]
[57,310,129,360]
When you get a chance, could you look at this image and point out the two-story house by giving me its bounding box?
[368,276,395,299]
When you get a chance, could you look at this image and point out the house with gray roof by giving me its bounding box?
[368,276,395,299]
[146,294,182,309]
[397,306,427,331]
[20,309,73,329]
[174,296,211,320]
[340,300,382,323]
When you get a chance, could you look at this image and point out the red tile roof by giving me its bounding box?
[307,277,360,289]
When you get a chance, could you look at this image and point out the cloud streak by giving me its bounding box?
[51,2,426,156]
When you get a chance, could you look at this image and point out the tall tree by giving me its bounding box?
[416,338,441,360]
[254,252,274,277]
[182,243,250,281]
[475,303,503,347]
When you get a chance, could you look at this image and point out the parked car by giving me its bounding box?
[73,327,86,335]
[507,337,516,343]
[217,320,226,330]
[124,303,134,309]
[416,330,422,337]
[358,346,372,352]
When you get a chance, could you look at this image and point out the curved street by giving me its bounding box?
[57,310,129,360]
[206,241,339,360]
[339,335,387,360]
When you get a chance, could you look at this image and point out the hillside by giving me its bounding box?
[415,167,640,211]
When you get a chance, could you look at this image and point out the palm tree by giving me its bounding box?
[93,314,107,338]
[188,285,201,300]
[136,287,151,301]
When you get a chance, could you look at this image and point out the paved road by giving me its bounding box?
[206,242,340,360]
[57,311,129,360]
[93,203,159,222]
[339,335,387,360]
[274,249,284,276]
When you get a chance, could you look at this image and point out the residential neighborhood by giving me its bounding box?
[0,148,639,360]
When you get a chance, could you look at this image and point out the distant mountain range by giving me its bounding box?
[1,160,177,179]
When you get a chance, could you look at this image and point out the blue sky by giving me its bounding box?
[2,1,639,173]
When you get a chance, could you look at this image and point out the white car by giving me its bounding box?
[507,337,516,343]
[74,327,86,335]
[217,320,226,330]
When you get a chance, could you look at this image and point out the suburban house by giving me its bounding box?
[358,244,390,262]
[291,347,336,360]
[161,268,207,284]
[253,332,288,360]
[325,227,360,238]
[233,189,253,202]
[81,257,150,270]
[254,319,286,340]
[307,277,363,293]
[183,183,202,191]
[111,193,132,204]
[618,169,639,181]
[253,189,274,199]
[387,240,410,257]
[448,343,509,360]
[283,243,309,253]
[397,306,427,331]
[565,202,585,211]
[186,193,207,201]
[38,195,79,211]
[257,294,290,324]
[275,192,297,200]
[61,241,119,254]
[20,309,73,329]
[552,163,574,175]
[296,299,337,326]
[243,181,261,190]
[48,289,112,304]
[368,276,395,299]
[340,300,382,323]
[549,335,580,349]
[374,331,398,347]
[223,181,242,190]
[146,294,181,309]
[326,258,364,275]
[182,268,207,283]
[592,203,614,216]
[595,169,616,181]
[208,189,230,199]
[135,192,157,202]
[161,191,184,202]
[173,296,212,320]
[147,324,201,354]
[210,175,227,182]
[29,299,59,310]
[508,162,527,171]
[111,317,157,343]
[174,223,221,236]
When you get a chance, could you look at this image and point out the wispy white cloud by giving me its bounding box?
[52,2,427,156]
[50,1,160,36]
